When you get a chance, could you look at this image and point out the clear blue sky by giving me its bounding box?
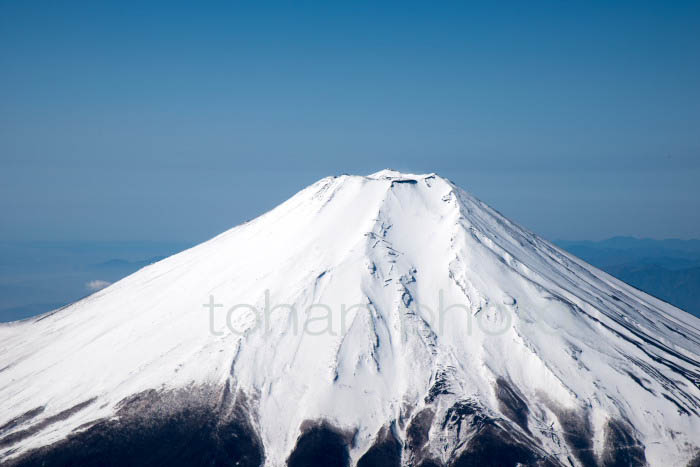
[1,1,698,243]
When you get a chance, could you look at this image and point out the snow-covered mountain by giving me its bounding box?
[1,170,699,466]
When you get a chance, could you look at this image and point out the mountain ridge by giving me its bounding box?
[1,171,699,466]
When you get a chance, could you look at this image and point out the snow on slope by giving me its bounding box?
[1,170,699,466]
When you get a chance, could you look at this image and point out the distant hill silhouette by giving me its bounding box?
[557,237,700,317]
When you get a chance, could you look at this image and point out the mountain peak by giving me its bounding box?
[366,168,435,180]
[1,173,699,466]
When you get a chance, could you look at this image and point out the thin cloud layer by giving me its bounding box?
[86,280,111,292]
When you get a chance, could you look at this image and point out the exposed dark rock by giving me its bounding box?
[551,407,596,467]
[443,400,559,467]
[0,399,95,449]
[356,425,401,467]
[600,419,646,467]
[0,407,45,436]
[494,377,530,434]
[407,408,435,455]
[663,393,691,416]
[425,370,453,403]
[287,421,352,467]
[441,399,486,440]
[451,425,538,467]
[687,449,700,467]
[5,386,264,467]
[0,386,655,467]
[417,459,444,467]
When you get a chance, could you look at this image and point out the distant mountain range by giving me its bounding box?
[556,237,700,317]
[0,241,189,322]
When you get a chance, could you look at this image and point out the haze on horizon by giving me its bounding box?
[1,1,699,245]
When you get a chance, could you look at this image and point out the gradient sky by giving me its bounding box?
[1,1,699,244]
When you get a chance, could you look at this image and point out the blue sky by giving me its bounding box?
[1,1,699,243]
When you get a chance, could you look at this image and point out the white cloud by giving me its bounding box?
[86,280,111,292]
